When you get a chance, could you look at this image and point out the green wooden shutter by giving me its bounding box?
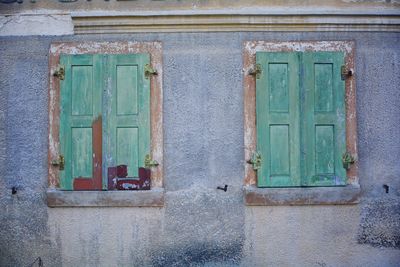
[105,54,150,188]
[302,52,346,186]
[59,54,103,190]
[256,52,301,187]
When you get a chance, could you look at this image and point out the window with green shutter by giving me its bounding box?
[255,51,346,187]
[58,53,151,190]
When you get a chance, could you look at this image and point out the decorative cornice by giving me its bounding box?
[72,11,400,34]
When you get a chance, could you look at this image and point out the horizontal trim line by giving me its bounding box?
[73,14,400,34]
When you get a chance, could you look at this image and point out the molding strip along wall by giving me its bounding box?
[72,13,400,34]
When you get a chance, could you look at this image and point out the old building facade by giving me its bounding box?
[0,1,399,266]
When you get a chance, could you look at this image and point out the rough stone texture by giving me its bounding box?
[358,196,400,248]
[0,32,400,266]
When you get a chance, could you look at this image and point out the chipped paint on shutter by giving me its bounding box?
[105,54,151,187]
[256,52,301,187]
[59,54,103,190]
[302,52,346,186]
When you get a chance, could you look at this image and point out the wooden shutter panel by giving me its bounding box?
[302,52,346,186]
[105,54,150,186]
[256,52,301,187]
[59,55,103,190]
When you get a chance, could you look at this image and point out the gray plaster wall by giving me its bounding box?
[0,32,399,267]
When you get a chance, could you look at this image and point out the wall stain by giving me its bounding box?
[150,241,243,267]
[358,197,400,249]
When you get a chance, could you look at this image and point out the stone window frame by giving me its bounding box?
[46,41,164,207]
[243,41,360,205]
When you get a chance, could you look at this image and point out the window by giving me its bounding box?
[59,54,151,190]
[256,51,346,187]
[47,42,164,206]
[243,41,360,205]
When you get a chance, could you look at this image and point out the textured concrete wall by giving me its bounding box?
[0,32,399,266]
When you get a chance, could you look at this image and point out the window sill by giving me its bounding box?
[46,188,164,207]
[244,184,360,206]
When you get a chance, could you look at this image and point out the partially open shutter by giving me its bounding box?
[59,55,103,190]
[256,52,301,187]
[105,54,150,186]
[302,52,346,186]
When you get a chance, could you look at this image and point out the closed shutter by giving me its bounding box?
[59,54,151,190]
[59,55,103,190]
[256,51,346,187]
[106,54,151,186]
[302,52,346,186]
[256,52,301,187]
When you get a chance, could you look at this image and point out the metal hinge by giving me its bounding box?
[144,64,157,79]
[342,151,356,170]
[144,154,159,168]
[53,64,65,80]
[341,65,353,80]
[248,64,262,79]
[51,155,65,170]
[247,151,262,171]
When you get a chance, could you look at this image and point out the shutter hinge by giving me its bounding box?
[342,152,356,170]
[248,64,262,79]
[53,64,65,80]
[144,64,157,79]
[51,155,65,170]
[247,151,262,170]
[144,154,159,168]
[341,65,353,80]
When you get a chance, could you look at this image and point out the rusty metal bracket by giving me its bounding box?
[144,64,157,79]
[248,64,262,79]
[144,154,159,168]
[247,151,262,171]
[51,155,65,170]
[53,64,65,80]
[342,151,356,170]
[341,65,353,80]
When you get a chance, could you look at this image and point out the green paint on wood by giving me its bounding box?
[72,127,93,178]
[303,52,346,186]
[106,54,150,182]
[256,52,300,187]
[71,65,93,116]
[116,127,139,177]
[60,53,150,190]
[315,125,335,175]
[314,63,334,112]
[117,65,138,115]
[256,51,346,187]
[60,55,102,190]
[269,63,289,112]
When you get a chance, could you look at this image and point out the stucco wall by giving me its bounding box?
[0,32,399,266]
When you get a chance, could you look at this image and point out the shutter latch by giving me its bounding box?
[144,64,157,79]
[247,151,262,170]
[51,155,65,170]
[342,152,356,170]
[53,64,65,80]
[144,154,159,168]
[248,64,262,79]
[341,65,353,80]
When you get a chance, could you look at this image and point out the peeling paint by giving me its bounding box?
[0,14,73,36]
[243,41,358,186]
[48,42,164,189]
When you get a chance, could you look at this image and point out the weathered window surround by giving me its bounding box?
[47,42,164,207]
[243,41,360,205]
